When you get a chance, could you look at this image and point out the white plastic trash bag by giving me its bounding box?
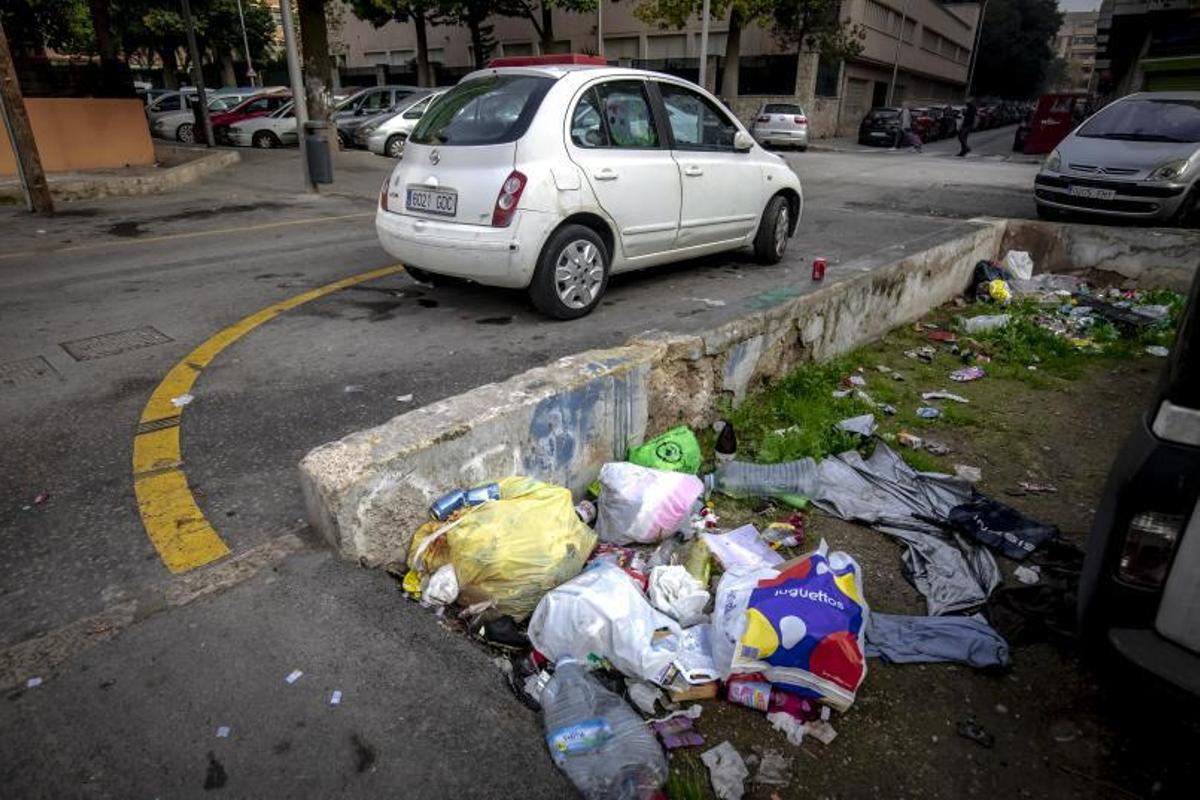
[528,563,684,685]
[648,565,711,627]
[1002,250,1034,281]
[595,463,704,545]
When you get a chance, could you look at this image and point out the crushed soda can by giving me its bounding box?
[575,499,597,524]
[464,482,500,506]
[430,489,466,520]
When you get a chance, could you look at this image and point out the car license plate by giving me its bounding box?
[406,187,457,216]
[1068,185,1116,201]
[869,131,886,138]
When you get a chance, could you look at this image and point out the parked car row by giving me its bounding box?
[857,100,1032,147]
[145,84,451,153]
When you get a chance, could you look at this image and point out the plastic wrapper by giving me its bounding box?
[712,540,869,711]
[1001,250,1034,281]
[529,564,720,687]
[647,565,710,626]
[407,476,597,619]
[595,463,704,545]
[627,426,703,474]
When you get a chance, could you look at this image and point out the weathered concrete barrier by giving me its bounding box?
[300,219,1199,566]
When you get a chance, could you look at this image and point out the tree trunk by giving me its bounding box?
[220,51,237,87]
[540,4,554,51]
[297,0,333,122]
[469,21,485,71]
[160,46,180,88]
[87,0,117,63]
[414,11,430,87]
[720,8,742,100]
[0,18,53,213]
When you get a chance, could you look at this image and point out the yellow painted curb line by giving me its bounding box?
[133,264,404,574]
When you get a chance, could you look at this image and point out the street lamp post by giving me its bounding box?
[886,0,911,107]
[964,0,990,99]
[698,0,711,90]
[235,0,257,86]
[279,0,316,193]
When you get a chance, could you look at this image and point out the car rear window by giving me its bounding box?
[409,75,555,146]
[1077,98,1200,143]
[764,104,803,115]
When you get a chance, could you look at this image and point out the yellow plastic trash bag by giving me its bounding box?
[407,476,598,619]
[987,279,1012,305]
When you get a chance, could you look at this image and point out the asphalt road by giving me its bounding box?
[0,127,1039,795]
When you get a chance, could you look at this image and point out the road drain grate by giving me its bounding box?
[60,326,173,361]
[0,356,59,388]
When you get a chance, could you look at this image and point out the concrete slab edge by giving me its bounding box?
[300,219,1011,566]
[0,146,239,203]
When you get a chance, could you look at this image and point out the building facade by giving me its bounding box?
[1095,0,1200,97]
[330,0,981,138]
[1054,10,1100,92]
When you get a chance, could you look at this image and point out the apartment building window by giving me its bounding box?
[501,42,535,57]
[647,33,687,59]
[702,32,727,56]
[865,0,915,41]
[815,55,841,97]
[604,36,641,60]
[544,40,572,54]
[1073,35,1096,45]
[364,51,389,66]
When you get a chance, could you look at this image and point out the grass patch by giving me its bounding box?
[723,286,1183,470]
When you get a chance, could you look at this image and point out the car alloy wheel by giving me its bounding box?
[774,205,790,258]
[177,123,194,144]
[386,134,407,158]
[555,240,604,310]
[253,131,276,149]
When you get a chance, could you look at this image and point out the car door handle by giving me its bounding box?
[593,168,619,181]
[683,165,704,177]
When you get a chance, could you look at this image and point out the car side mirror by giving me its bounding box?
[733,130,754,152]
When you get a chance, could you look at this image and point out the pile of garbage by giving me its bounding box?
[966,250,1178,357]
[392,408,1062,798]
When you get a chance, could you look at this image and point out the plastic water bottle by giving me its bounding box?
[705,459,819,501]
[541,659,667,800]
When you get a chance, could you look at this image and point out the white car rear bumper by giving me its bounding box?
[375,207,558,289]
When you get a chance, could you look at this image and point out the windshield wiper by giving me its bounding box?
[1096,132,1188,143]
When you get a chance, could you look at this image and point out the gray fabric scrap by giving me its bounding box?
[713,443,1001,615]
[865,612,1010,667]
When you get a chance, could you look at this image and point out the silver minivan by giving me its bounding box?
[1034,91,1200,225]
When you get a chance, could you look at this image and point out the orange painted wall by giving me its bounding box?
[0,98,154,177]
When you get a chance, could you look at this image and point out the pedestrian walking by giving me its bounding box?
[957,98,977,157]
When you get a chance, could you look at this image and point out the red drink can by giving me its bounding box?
[812,257,827,281]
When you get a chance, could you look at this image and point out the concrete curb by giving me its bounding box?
[300,218,1200,567]
[0,144,238,203]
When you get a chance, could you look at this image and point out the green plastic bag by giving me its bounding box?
[627,426,702,475]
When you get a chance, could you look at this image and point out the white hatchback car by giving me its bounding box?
[375,61,803,319]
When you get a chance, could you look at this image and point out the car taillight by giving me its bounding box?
[758,115,770,123]
[794,116,807,124]
[1117,511,1185,588]
[491,170,526,228]
[380,176,390,212]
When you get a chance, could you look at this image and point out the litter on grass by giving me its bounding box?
[950,366,986,382]
[702,741,749,800]
[330,690,343,705]
[922,391,969,404]
[285,670,303,684]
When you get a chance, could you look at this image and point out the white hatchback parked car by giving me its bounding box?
[228,101,298,148]
[364,91,446,157]
[375,60,803,319]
